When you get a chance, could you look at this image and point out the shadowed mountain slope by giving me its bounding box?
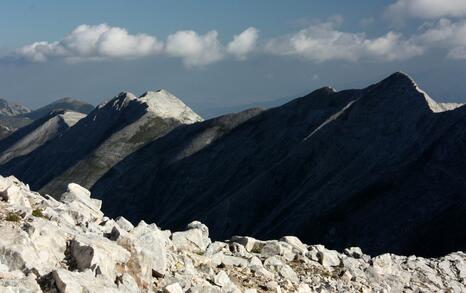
[91,73,466,257]
[0,90,202,195]
[0,110,85,164]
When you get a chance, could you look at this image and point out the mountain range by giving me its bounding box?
[0,97,94,130]
[0,72,464,258]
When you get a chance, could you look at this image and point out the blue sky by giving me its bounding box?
[1,0,466,116]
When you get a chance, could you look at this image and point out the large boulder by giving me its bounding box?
[171,221,211,254]
[60,183,103,224]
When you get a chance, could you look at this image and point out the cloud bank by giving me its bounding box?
[264,21,423,62]
[415,19,466,59]
[17,24,164,63]
[15,24,259,67]
[10,14,466,67]
[386,0,466,21]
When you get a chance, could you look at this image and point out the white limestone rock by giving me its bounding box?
[115,216,134,232]
[172,221,211,253]
[0,176,464,293]
[60,183,103,223]
[163,282,183,293]
[52,269,123,293]
[0,274,42,293]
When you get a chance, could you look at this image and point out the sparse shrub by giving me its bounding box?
[32,208,45,218]
[6,212,22,222]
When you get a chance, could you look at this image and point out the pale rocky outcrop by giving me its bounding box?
[0,175,464,292]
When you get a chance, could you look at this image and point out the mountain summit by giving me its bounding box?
[0,89,202,196]
[84,73,466,257]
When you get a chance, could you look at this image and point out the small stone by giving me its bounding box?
[214,271,231,287]
[280,236,308,254]
[115,216,134,232]
[163,282,183,293]
[344,247,363,259]
[261,241,283,258]
[230,236,263,252]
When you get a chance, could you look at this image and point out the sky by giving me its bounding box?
[1,0,466,117]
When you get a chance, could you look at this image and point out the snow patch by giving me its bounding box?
[304,100,357,141]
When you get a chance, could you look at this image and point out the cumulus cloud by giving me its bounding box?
[165,30,224,67]
[17,24,163,62]
[14,24,261,67]
[226,27,259,60]
[386,0,466,21]
[415,19,466,59]
[264,21,423,62]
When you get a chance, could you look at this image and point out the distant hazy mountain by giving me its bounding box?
[0,98,33,129]
[19,97,94,120]
[0,89,202,196]
[0,110,85,165]
[0,98,31,116]
[198,94,305,119]
[0,97,94,130]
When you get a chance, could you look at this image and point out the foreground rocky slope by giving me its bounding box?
[0,175,464,292]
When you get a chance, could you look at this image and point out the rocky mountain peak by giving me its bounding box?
[0,98,31,116]
[138,89,203,123]
[97,90,202,124]
[101,92,138,111]
[373,71,463,113]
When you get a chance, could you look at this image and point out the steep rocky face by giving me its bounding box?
[0,98,31,116]
[0,176,464,292]
[0,90,202,196]
[91,72,466,257]
[0,110,86,165]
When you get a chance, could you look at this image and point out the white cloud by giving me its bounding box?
[386,0,466,21]
[165,30,224,67]
[264,21,423,62]
[17,24,163,62]
[226,27,259,60]
[415,19,466,59]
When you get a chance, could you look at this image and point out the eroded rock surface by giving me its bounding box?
[0,176,464,292]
